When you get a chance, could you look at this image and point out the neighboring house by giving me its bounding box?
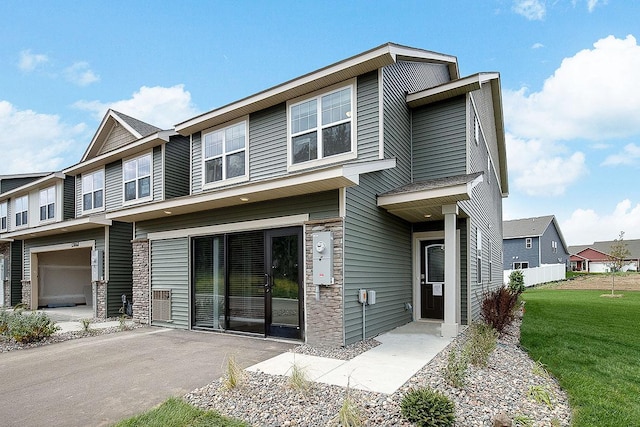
[0,110,190,316]
[569,240,640,272]
[0,43,508,347]
[503,215,569,270]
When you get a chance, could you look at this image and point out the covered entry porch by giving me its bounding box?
[377,173,482,337]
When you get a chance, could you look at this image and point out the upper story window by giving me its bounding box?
[474,116,480,145]
[14,195,28,228]
[202,120,247,186]
[552,241,558,253]
[288,82,355,168]
[123,153,152,203]
[82,169,104,213]
[0,202,6,231]
[39,186,55,221]
[525,238,532,249]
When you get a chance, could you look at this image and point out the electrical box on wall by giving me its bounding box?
[91,249,104,282]
[312,231,333,285]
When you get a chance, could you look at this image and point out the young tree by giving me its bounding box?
[607,231,631,295]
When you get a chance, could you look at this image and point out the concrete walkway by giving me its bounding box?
[248,321,453,394]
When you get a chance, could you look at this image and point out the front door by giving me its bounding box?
[265,228,303,339]
[420,240,445,320]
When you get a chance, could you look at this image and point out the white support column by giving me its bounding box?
[441,204,459,338]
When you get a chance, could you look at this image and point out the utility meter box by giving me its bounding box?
[91,249,104,282]
[367,290,376,305]
[312,231,333,285]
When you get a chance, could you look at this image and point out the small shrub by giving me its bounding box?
[527,385,554,409]
[223,354,245,390]
[480,286,519,333]
[400,387,455,427]
[0,309,12,336]
[443,347,468,388]
[9,311,60,343]
[513,413,534,426]
[532,359,550,379]
[508,270,526,294]
[81,318,92,333]
[464,322,498,367]
[334,387,362,427]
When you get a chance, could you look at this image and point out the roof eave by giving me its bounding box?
[0,172,66,200]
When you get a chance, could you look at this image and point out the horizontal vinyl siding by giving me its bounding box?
[191,132,202,194]
[344,173,412,345]
[356,71,380,161]
[105,160,122,211]
[151,237,189,328]
[412,97,467,181]
[107,221,133,317]
[135,190,339,238]
[75,175,82,218]
[164,135,191,199]
[249,104,288,181]
[23,228,106,281]
[153,146,163,201]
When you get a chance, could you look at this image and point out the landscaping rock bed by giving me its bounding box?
[185,317,571,426]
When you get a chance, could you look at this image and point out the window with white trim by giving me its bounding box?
[39,186,55,221]
[202,120,247,185]
[552,240,558,253]
[82,169,104,213]
[289,84,353,165]
[513,261,529,269]
[123,153,152,202]
[488,240,493,282]
[476,227,482,284]
[14,195,28,227]
[0,201,6,231]
[525,238,532,249]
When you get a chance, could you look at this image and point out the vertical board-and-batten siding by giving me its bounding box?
[107,221,133,317]
[459,92,504,322]
[22,228,106,280]
[411,97,467,181]
[11,241,22,305]
[151,237,189,328]
[164,135,191,199]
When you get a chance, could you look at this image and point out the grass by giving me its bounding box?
[113,397,248,427]
[520,289,640,426]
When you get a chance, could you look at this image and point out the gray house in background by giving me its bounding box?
[503,215,569,270]
[0,43,509,348]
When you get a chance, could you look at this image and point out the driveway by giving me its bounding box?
[0,327,294,427]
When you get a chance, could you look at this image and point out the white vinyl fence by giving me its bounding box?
[503,263,566,288]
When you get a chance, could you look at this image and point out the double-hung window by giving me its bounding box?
[525,238,532,249]
[123,153,152,202]
[82,169,104,213]
[202,120,247,185]
[0,202,7,231]
[39,187,55,221]
[15,195,28,227]
[289,83,354,166]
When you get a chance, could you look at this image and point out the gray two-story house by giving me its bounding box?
[503,215,569,270]
[0,43,508,348]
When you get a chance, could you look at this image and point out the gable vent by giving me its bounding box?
[152,290,172,322]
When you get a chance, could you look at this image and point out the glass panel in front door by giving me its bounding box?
[268,231,301,339]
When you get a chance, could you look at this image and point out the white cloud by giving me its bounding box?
[18,50,48,72]
[561,199,640,245]
[64,62,100,86]
[0,101,86,174]
[74,85,199,129]
[531,42,544,49]
[504,35,640,141]
[513,0,546,20]
[601,143,640,166]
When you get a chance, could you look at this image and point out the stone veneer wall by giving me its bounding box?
[0,242,9,307]
[131,239,150,324]
[21,280,31,308]
[304,217,344,347]
[95,281,106,319]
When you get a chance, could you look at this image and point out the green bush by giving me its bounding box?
[400,387,455,427]
[0,308,12,336]
[508,270,526,294]
[443,347,468,388]
[9,311,59,343]
[464,322,498,367]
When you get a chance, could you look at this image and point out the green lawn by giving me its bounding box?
[520,289,640,427]
[113,397,248,427]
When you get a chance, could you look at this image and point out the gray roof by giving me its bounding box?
[503,215,555,239]
[569,239,640,258]
[112,110,163,137]
[379,172,483,196]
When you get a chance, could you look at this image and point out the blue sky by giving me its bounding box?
[1,0,638,246]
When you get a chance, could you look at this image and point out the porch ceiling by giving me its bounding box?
[377,172,482,222]
[1,216,112,240]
